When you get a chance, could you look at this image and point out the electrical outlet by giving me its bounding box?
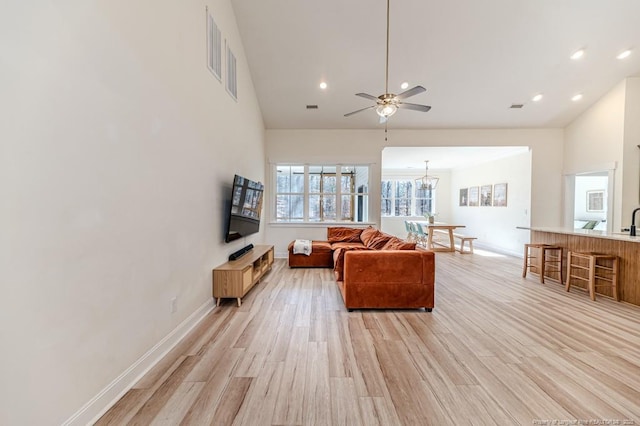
[170,297,177,313]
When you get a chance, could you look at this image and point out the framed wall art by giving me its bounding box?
[480,185,492,206]
[493,183,508,207]
[468,186,479,207]
[459,188,468,206]
[586,190,605,212]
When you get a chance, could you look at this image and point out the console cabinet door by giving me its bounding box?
[242,267,253,294]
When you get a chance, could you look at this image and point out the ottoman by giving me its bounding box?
[288,241,334,268]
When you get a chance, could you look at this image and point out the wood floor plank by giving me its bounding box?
[347,316,387,397]
[96,253,640,425]
[516,355,627,419]
[309,294,328,342]
[302,341,331,425]
[329,378,364,426]
[479,355,573,419]
[94,389,151,426]
[179,349,244,425]
[232,361,283,426]
[326,310,352,378]
[209,377,252,426]
[150,382,204,426]
[128,356,200,425]
[374,339,453,424]
[271,326,310,425]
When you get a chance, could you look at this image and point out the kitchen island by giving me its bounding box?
[518,227,640,306]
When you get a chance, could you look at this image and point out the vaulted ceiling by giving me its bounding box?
[232,0,640,130]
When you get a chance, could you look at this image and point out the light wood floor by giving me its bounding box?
[97,251,640,425]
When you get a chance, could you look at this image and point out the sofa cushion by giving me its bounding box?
[366,233,393,249]
[327,227,364,243]
[382,237,417,250]
[359,226,380,246]
[331,242,366,250]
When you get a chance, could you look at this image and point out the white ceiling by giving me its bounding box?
[231,0,640,130]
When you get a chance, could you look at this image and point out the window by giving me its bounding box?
[415,185,434,216]
[275,165,369,223]
[381,179,435,217]
[276,166,304,222]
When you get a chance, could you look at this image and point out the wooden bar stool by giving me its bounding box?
[522,243,564,283]
[565,251,619,301]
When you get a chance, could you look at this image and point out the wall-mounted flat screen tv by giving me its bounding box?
[224,174,264,242]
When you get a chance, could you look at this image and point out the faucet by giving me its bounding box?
[631,207,640,236]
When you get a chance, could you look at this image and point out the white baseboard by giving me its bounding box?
[473,241,521,258]
[62,299,215,426]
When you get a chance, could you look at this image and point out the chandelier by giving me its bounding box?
[415,160,439,190]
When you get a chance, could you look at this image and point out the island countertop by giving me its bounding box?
[519,226,640,305]
[517,226,640,243]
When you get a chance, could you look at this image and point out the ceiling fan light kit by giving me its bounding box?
[344,0,431,121]
[376,103,398,118]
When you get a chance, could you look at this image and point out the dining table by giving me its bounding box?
[416,221,467,252]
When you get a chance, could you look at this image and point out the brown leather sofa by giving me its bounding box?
[288,226,435,311]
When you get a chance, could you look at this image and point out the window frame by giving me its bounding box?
[381,178,436,217]
[272,164,371,224]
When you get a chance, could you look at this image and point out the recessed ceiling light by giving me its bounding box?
[532,94,543,102]
[400,82,409,89]
[570,49,585,60]
[617,50,632,60]
[319,82,327,89]
[572,93,583,102]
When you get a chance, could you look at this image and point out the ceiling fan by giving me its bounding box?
[344,0,431,122]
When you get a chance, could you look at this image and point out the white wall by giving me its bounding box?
[450,151,532,255]
[265,128,564,257]
[0,1,265,424]
[564,80,626,230]
[622,78,640,226]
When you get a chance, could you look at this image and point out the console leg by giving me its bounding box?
[425,308,433,312]
[237,298,242,307]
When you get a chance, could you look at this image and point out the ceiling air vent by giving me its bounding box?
[510,104,524,109]
[306,105,319,109]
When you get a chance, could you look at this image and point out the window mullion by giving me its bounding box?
[336,168,342,221]
[303,165,309,222]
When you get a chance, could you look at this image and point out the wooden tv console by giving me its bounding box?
[212,245,274,307]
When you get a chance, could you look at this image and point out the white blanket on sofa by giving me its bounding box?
[293,239,312,256]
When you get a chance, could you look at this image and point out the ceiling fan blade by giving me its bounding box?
[344,105,376,117]
[395,85,426,100]
[356,93,380,101]
[398,102,431,112]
